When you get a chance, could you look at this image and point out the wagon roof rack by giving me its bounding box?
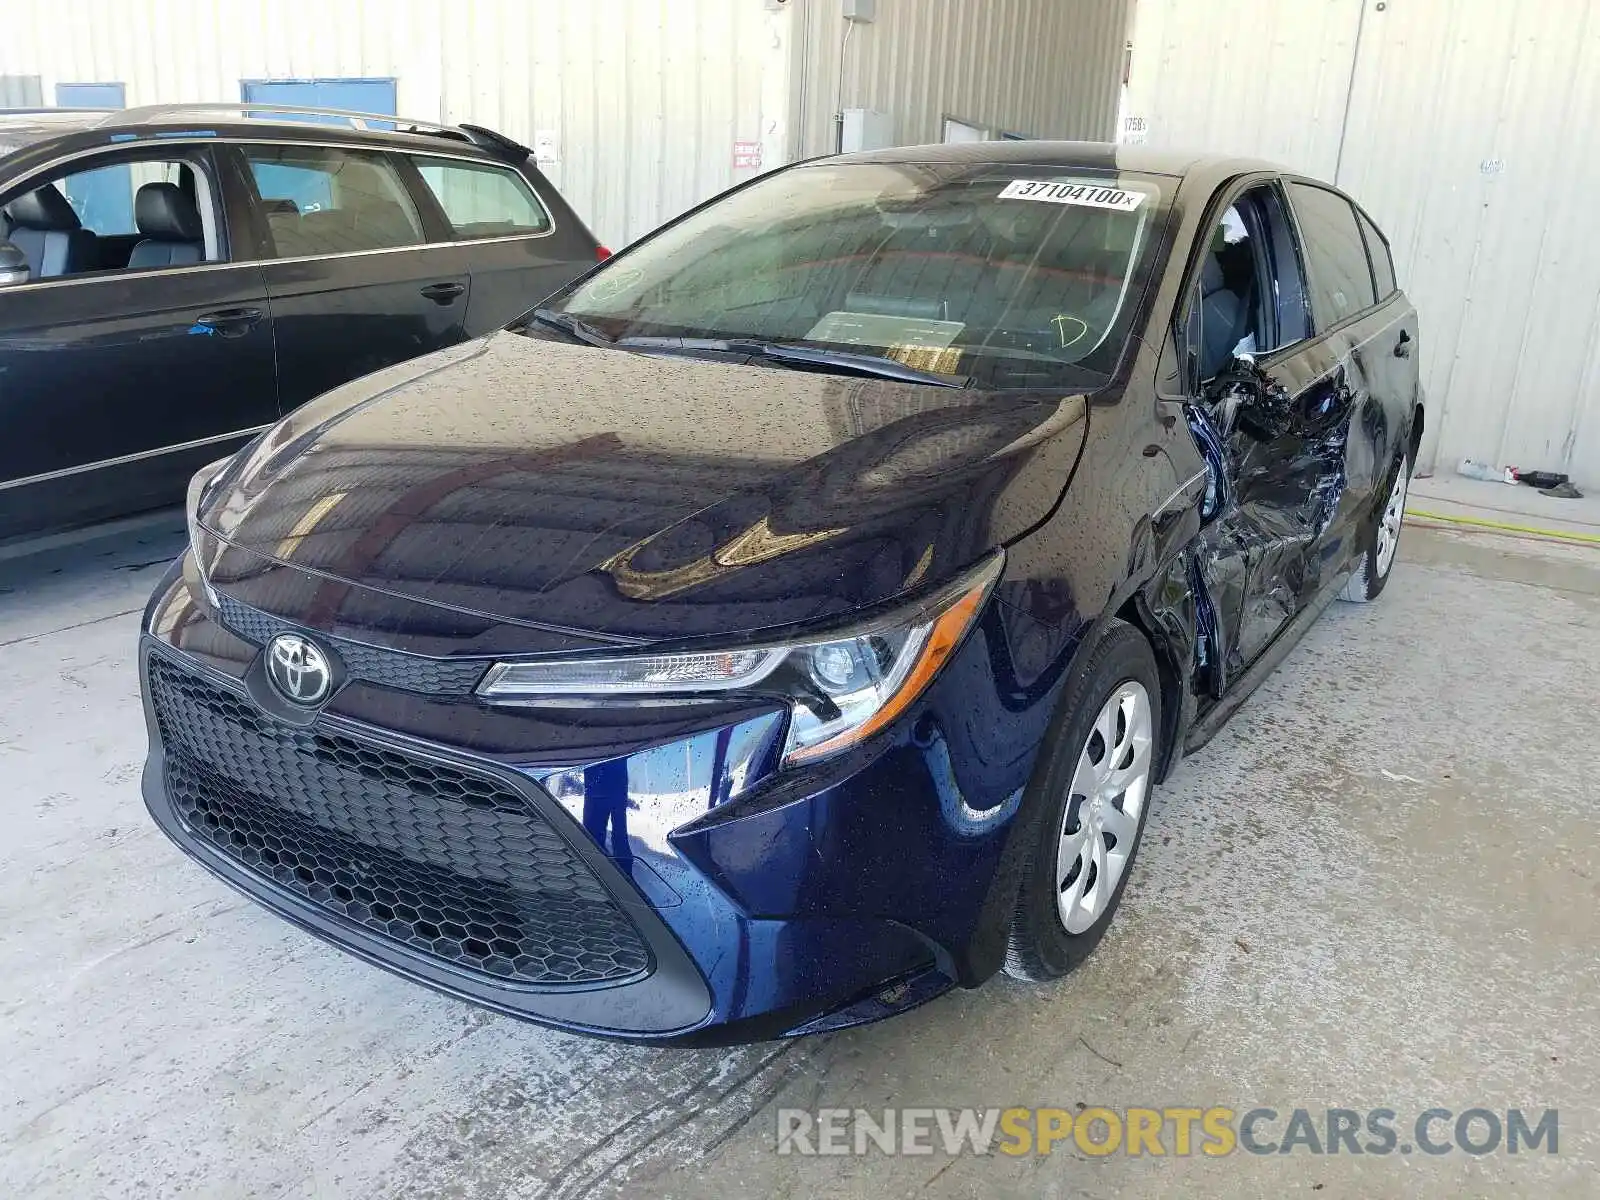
[100,103,531,159]
[1,106,118,115]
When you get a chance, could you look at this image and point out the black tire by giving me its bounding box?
[1004,620,1162,982]
[1339,446,1412,604]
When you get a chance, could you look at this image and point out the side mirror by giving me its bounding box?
[0,240,30,287]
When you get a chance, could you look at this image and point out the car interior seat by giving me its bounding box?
[3,184,97,278]
[1199,254,1251,380]
[127,182,205,268]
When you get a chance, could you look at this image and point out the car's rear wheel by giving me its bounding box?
[1004,621,1160,982]
[1339,447,1411,603]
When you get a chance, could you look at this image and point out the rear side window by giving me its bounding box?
[1287,183,1378,329]
[1356,209,1397,299]
[407,156,551,240]
[244,145,424,258]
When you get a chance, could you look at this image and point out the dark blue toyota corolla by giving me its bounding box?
[141,142,1422,1042]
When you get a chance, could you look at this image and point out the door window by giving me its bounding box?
[244,145,423,258]
[407,156,552,240]
[1183,184,1310,381]
[1,154,219,277]
[1356,209,1397,300]
[1287,183,1379,330]
[58,161,191,236]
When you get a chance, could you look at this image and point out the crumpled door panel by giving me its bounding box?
[1183,359,1352,690]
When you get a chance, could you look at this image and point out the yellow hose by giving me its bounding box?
[1406,507,1600,546]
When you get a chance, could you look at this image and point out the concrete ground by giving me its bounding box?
[1,515,1596,1200]
[1408,470,1600,546]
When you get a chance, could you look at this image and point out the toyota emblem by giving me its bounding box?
[265,633,333,705]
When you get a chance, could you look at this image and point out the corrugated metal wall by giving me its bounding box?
[1126,0,1600,484]
[1,0,1130,253]
[0,0,787,249]
[793,0,1131,157]
[436,0,788,251]
[0,76,44,107]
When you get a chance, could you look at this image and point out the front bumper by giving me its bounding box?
[139,556,1065,1042]
[141,645,716,1038]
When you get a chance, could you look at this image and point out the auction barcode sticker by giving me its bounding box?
[997,180,1146,211]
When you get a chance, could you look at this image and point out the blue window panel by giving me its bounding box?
[55,81,125,109]
[239,78,397,128]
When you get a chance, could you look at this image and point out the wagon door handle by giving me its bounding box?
[420,281,466,305]
[195,307,264,337]
[1394,329,1412,359]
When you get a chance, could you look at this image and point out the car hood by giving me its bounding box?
[200,331,1089,644]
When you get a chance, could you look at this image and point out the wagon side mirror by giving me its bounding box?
[0,241,30,288]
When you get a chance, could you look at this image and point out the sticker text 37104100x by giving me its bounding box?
[997,180,1146,211]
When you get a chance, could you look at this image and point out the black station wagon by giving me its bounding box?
[0,103,604,541]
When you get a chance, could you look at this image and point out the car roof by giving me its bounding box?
[0,104,527,165]
[0,109,109,154]
[823,139,1291,191]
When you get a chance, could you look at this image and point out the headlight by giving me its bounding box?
[186,456,232,606]
[477,552,1003,766]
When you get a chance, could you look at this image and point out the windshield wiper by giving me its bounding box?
[617,335,969,388]
[750,342,970,388]
[617,335,751,354]
[527,308,615,348]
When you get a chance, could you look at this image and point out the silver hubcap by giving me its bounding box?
[1376,462,1409,576]
[1057,681,1153,934]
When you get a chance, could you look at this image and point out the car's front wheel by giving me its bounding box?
[1004,621,1161,982]
[1339,447,1412,603]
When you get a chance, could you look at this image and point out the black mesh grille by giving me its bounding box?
[148,654,651,986]
[212,593,489,696]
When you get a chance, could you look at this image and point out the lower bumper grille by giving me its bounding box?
[147,654,651,987]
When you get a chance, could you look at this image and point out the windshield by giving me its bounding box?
[545,162,1170,389]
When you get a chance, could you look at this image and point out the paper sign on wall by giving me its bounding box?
[534,130,559,164]
[733,140,764,170]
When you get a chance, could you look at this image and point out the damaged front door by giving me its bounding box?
[1188,357,1351,682]
[1180,182,1357,693]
